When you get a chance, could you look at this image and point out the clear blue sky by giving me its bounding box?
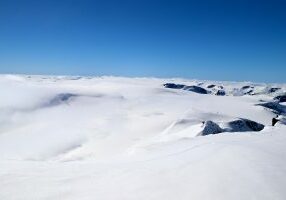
[0,0,285,82]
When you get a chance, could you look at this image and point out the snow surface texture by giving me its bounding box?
[0,75,286,200]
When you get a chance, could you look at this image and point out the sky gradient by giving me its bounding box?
[0,0,285,82]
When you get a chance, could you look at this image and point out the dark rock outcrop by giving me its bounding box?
[245,90,254,94]
[274,95,286,103]
[216,90,226,96]
[257,102,286,115]
[240,85,254,95]
[48,93,77,106]
[199,118,264,136]
[207,84,216,88]
[163,83,185,89]
[241,86,253,90]
[183,86,208,94]
[163,83,209,94]
[200,121,223,136]
[222,118,264,132]
[268,87,281,93]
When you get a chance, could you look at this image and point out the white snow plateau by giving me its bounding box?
[0,74,286,200]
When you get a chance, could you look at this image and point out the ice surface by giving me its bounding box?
[0,75,286,200]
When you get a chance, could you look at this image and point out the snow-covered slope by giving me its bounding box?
[0,75,286,200]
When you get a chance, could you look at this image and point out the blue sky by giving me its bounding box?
[0,0,285,82]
